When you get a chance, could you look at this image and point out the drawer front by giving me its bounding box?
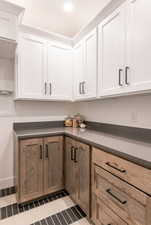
[92,194,128,225]
[92,147,151,195]
[92,164,151,225]
[0,11,17,40]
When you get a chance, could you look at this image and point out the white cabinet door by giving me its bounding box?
[126,0,151,93]
[47,43,73,100]
[17,34,46,99]
[73,41,84,99]
[98,3,126,97]
[83,28,97,99]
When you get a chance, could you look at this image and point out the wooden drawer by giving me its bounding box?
[92,164,151,225]
[92,147,151,195]
[92,194,128,225]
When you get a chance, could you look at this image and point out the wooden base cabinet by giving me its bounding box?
[65,137,90,216]
[92,194,128,225]
[91,147,151,225]
[16,136,63,203]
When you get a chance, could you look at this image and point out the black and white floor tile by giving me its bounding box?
[0,187,15,198]
[0,188,90,225]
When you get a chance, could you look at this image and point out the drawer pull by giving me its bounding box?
[106,188,127,205]
[106,162,126,173]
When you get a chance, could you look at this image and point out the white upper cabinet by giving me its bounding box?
[83,28,97,99]
[98,3,126,97]
[73,29,97,100]
[15,0,151,101]
[73,41,84,99]
[98,0,151,98]
[16,33,73,101]
[16,34,46,99]
[47,43,73,101]
[126,0,151,94]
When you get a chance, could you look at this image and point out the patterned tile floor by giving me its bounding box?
[0,190,91,225]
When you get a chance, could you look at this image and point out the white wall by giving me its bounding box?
[74,94,151,129]
[0,94,74,189]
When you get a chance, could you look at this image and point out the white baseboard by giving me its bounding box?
[0,177,14,189]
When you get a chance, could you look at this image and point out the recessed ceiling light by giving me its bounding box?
[63,0,74,12]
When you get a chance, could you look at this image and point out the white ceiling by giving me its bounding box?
[7,0,111,37]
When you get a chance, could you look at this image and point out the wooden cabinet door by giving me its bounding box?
[19,138,43,203]
[98,2,126,97]
[83,28,97,99]
[76,141,90,216]
[44,136,64,195]
[47,43,73,101]
[17,33,46,99]
[126,0,151,94]
[65,137,77,202]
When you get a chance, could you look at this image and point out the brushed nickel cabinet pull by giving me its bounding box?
[49,83,52,95]
[40,145,43,159]
[118,69,123,86]
[79,82,82,94]
[106,188,127,205]
[45,82,47,95]
[125,66,130,85]
[106,162,126,173]
[82,81,86,94]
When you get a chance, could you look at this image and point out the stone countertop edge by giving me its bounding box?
[14,128,151,170]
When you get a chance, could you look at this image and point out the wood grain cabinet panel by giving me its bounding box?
[44,136,64,195]
[76,141,90,216]
[65,137,77,202]
[19,138,44,203]
[92,194,128,225]
[92,147,151,195]
[65,138,90,216]
[17,136,63,203]
[92,148,151,225]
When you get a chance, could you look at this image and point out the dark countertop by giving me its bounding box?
[14,127,151,170]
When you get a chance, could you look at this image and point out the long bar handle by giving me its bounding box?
[71,146,74,161]
[45,82,47,95]
[118,69,123,86]
[40,145,43,159]
[79,82,81,94]
[125,66,130,85]
[106,162,126,173]
[49,83,52,95]
[45,144,49,159]
[82,81,86,94]
[106,188,127,205]
[74,148,78,163]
